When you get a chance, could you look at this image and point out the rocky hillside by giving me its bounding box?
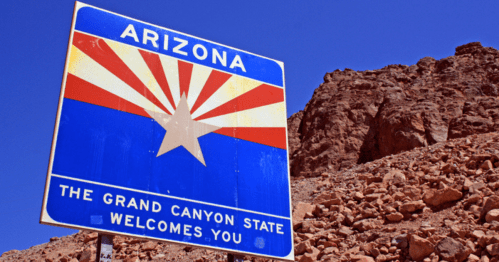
[290,132,499,262]
[2,42,499,262]
[288,42,499,177]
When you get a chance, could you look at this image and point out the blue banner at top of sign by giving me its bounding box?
[75,6,284,87]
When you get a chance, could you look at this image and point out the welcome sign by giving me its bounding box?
[40,2,293,260]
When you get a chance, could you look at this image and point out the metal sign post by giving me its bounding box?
[40,1,294,260]
[96,234,114,262]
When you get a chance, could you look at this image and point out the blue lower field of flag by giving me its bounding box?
[52,99,291,217]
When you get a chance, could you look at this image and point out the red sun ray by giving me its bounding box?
[138,49,176,110]
[194,84,284,121]
[65,73,151,118]
[214,127,287,149]
[190,70,232,114]
[178,60,193,98]
[72,32,171,115]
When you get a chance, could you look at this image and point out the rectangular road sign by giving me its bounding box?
[40,2,293,260]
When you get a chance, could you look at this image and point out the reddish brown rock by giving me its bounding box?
[293,202,315,223]
[337,226,354,237]
[295,240,313,255]
[299,247,320,262]
[353,219,384,232]
[392,234,408,249]
[392,192,405,201]
[353,192,365,201]
[486,243,499,256]
[481,196,499,221]
[423,187,463,206]
[287,110,304,162]
[83,232,98,243]
[435,237,471,262]
[403,186,422,200]
[442,163,458,174]
[79,250,95,262]
[486,209,499,223]
[141,241,157,251]
[463,178,473,190]
[409,235,434,261]
[382,170,406,186]
[386,212,404,222]
[480,255,491,262]
[481,160,494,170]
[351,255,376,262]
[469,182,486,194]
[399,200,425,213]
[468,254,480,262]
[123,257,140,262]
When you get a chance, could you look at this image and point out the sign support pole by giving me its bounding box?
[96,234,114,262]
[227,253,244,262]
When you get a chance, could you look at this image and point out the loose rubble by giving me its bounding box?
[289,132,499,262]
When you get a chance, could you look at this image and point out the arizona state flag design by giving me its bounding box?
[41,2,293,260]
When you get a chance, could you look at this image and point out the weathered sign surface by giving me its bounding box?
[40,2,293,260]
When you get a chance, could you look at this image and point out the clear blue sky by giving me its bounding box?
[1,0,499,253]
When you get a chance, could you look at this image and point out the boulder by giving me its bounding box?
[468,254,480,262]
[435,237,471,262]
[409,235,434,261]
[485,209,499,223]
[350,255,376,262]
[403,186,422,200]
[399,200,426,213]
[353,219,384,232]
[337,226,354,237]
[293,202,315,223]
[383,170,406,186]
[486,243,499,256]
[318,246,339,260]
[469,182,486,194]
[298,247,320,262]
[386,212,404,222]
[392,234,408,249]
[295,241,313,255]
[79,250,95,262]
[141,241,157,251]
[353,192,365,201]
[83,232,98,243]
[464,178,473,190]
[481,196,499,221]
[480,160,494,170]
[124,257,140,262]
[423,187,463,206]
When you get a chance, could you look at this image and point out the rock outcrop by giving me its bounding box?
[290,42,499,177]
